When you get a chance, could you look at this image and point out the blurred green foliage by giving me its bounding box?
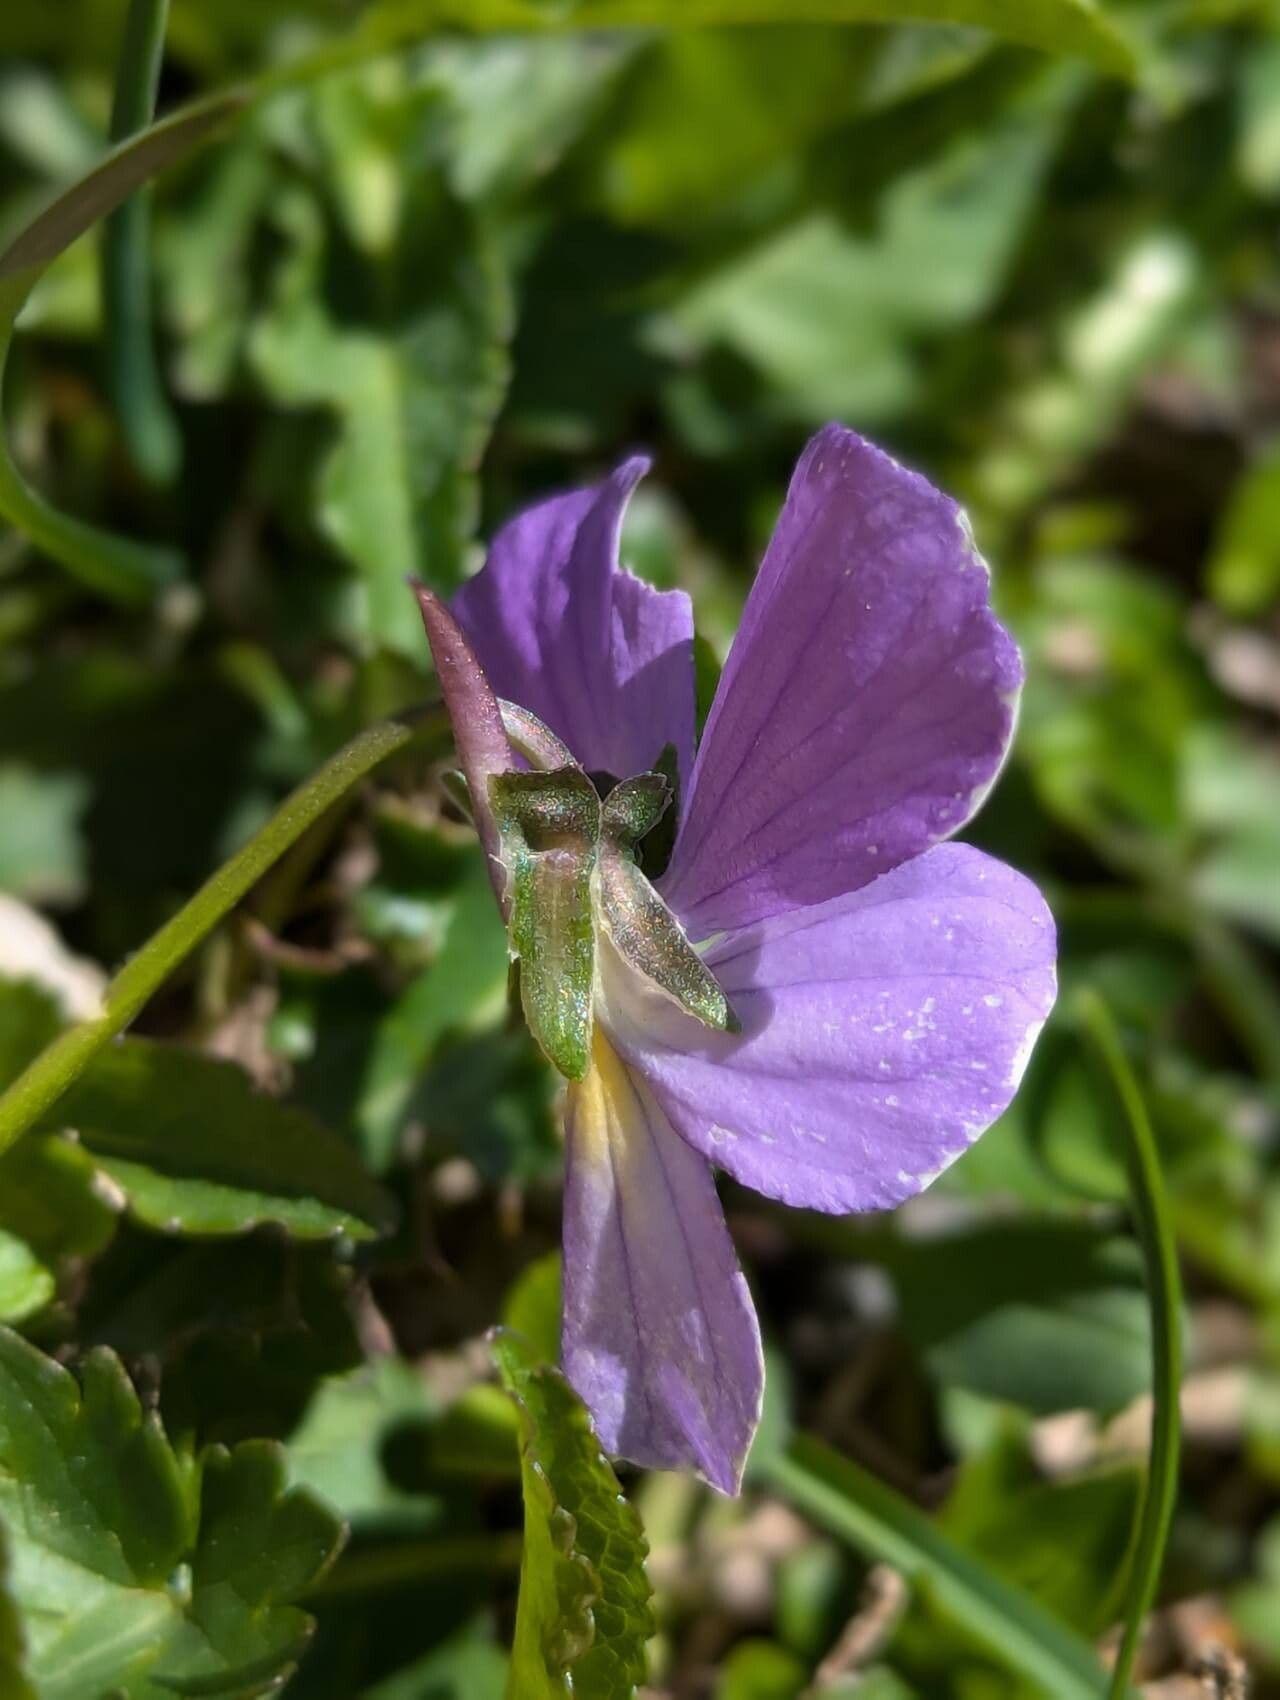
[3,0,1280,1693]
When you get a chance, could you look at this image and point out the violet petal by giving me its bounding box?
[605,844,1056,1214]
[453,459,696,791]
[562,1033,763,1494]
[661,425,1023,937]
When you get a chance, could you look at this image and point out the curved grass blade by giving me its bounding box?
[104,0,181,484]
[0,94,241,288]
[0,704,447,1159]
[264,0,1136,87]
[0,0,1132,599]
[759,1435,1119,1700]
[1074,989,1183,1698]
[0,93,240,602]
[544,0,1136,76]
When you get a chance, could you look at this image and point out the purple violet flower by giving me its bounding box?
[413,424,1057,1495]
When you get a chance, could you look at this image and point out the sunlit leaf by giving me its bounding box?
[888,1219,1153,1415]
[0,1521,34,1700]
[48,1040,397,1241]
[494,1329,653,1699]
[0,1327,343,1699]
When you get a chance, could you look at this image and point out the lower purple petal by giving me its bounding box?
[605,844,1056,1214]
[562,1033,763,1494]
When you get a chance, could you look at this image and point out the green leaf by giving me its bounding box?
[888,1219,1153,1415]
[593,30,871,229]
[502,1251,563,1366]
[493,1329,653,1700]
[758,1434,1117,1700]
[0,1520,35,1700]
[362,1630,508,1700]
[1184,725,1280,945]
[671,81,1063,427]
[1205,440,1280,615]
[0,766,88,907]
[287,1359,441,1532]
[48,1039,397,1241]
[0,978,117,1318]
[0,1326,343,1699]
[0,92,241,603]
[938,1430,1140,1636]
[344,0,1134,76]
[0,704,447,1163]
[249,125,512,654]
[356,845,510,1170]
[84,1238,363,1449]
[559,1,1135,74]
[716,1638,807,1700]
[0,1232,54,1325]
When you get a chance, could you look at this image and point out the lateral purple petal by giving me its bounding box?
[562,1035,763,1494]
[452,460,696,789]
[605,845,1056,1214]
[661,425,1022,937]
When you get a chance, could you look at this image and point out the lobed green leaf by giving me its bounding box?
[0,1327,343,1699]
[493,1329,653,1699]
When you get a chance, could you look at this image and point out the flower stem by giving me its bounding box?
[104,0,181,484]
[0,704,447,1158]
[0,280,181,602]
[1075,989,1183,1700]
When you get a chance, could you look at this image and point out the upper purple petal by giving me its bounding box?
[452,460,696,790]
[562,1034,763,1494]
[603,844,1056,1215]
[660,425,1023,938]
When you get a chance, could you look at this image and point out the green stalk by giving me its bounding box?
[1075,990,1183,1699]
[0,281,179,602]
[0,93,240,603]
[104,0,181,484]
[0,705,446,1157]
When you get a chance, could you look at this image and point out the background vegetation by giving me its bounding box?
[2,1,1280,1694]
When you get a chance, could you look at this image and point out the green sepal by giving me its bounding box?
[490,767,601,1082]
[598,846,738,1034]
[601,772,671,846]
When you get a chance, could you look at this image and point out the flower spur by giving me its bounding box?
[413,424,1057,1495]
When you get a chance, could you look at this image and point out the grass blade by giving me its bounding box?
[1075,989,1184,1698]
[103,0,181,484]
[760,1435,1115,1699]
[0,705,446,1158]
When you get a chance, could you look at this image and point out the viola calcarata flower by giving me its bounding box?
[413,424,1056,1495]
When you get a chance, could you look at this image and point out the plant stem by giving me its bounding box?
[104,0,181,484]
[0,705,447,1157]
[0,284,179,603]
[1075,989,1183,1700]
